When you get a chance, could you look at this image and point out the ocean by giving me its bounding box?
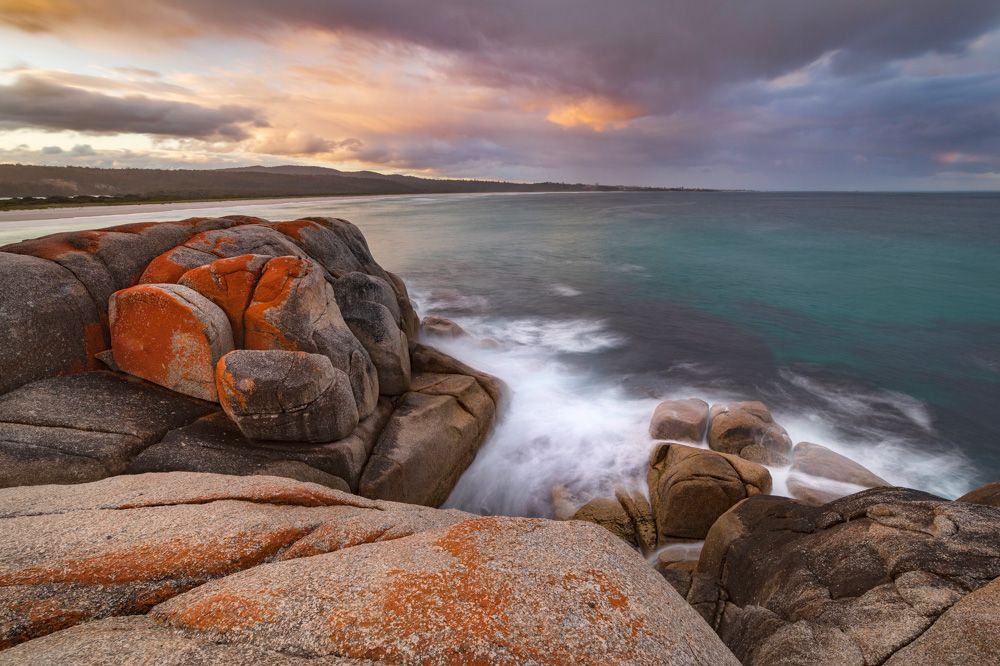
[4,191,998,515]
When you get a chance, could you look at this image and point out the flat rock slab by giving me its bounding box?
[127,398,394,492]
[0,372,214,488]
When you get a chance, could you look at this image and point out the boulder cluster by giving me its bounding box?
[0,216,498,504]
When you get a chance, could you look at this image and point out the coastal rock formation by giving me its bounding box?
[0,472,738,665]
[109,283,234,401]
[957,481,1000,507]
[648,443,771,542]
[695,487,1000,665]
[216,350,359,443]
[708,401,792,465]
[572,488,657,554]
[0,372,213,488]
[790,442,888,487]
[0,217,500,505]
[649,398,710,441]
[421,314,468,338]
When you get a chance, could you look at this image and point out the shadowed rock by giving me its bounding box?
[0,372,213,488]
[216,350,359,443]
[696,487,1000,665]
[648,443,771,542]
[110,284,234,401]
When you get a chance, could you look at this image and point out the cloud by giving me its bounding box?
[0,75,268,139]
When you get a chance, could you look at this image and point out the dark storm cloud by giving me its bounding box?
[0,76,268,139]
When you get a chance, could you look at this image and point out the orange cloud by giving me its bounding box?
[545,97,644,131]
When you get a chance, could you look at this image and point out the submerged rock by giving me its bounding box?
[790,441,888,488]
[648,443,771,542]
[421,314,468,338]
[0,472,738,665]
[649,398,710,441]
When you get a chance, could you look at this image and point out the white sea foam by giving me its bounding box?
[426,308,976,518]
[550,283,583,297]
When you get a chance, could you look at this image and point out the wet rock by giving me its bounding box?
[572,496,635,544]
[177,254,271,347]
[0,372,214,488]
[697,487,1000,665]
[216,350,359,443]
[0,252,104,395]
[617,487,658,554]
[421,315,468,338]
[648,443,771,542]
[649,398,710,441]
[708,401,792,465]
[109,283,234,401]
[358,371,497,507]
[957,481,1000,507]
[243,256,378,418]
[790,442,888,488]
[410,342,505,407]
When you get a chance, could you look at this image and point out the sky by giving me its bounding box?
[1,1,999,190]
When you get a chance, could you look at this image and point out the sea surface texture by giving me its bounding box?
[5,191,998,514]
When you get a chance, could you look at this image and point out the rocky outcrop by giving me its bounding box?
[109,283,234,401]
[572,488,657,554]
[648,443,771,542]
[0,372,213,488]
[216,350,359,443]
[708,401,792,465]
[649,398,710,441]
[957,481,1000,507]
[0,472,738,665]
[695,487,1000,665]
[0,217,501,505]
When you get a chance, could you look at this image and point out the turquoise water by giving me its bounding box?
[4,191,998,509]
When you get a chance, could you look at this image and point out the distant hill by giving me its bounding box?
[0,164,681,201]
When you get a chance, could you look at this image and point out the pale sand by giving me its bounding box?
[0,196,350,223]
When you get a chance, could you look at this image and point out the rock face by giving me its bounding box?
[216,350,359,443]
[0,472,738,665]
[708,401,792,465]
[696,487,1000,665]
[957,481,1000,507]
[176,253,271,347]
[359,370,497,506]
[648,443,771,542]
[109,283,234,401]
[243,256,379,418]
[649,398,710,441]
[790,441,888,487]
[0,372,214,488]
[572,489,657,554]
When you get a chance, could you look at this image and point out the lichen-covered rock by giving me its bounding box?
[0,372,214,488]
[957,481,1000,507]
[0,252,104,395]
[177,254,271,347]
[109,283,234,401]
[421,314,468,338]
[648,443,771,542]
[243,256,378,418]
[649,398,710,441]
[790,442,888,488]
[0,473,738,665]
[341,300,411,395]
[216,350,359,443]
[126,400,395,493]
[359,371,498,506]
[149,517,738,665]
[708,401,792,465]
[697,487,1000,665]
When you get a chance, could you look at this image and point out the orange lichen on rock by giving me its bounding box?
[109,284,234,401]
[138,251,199,284]
[178,255,270,347]
[167,590,276,633]
[242,256,311,351]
